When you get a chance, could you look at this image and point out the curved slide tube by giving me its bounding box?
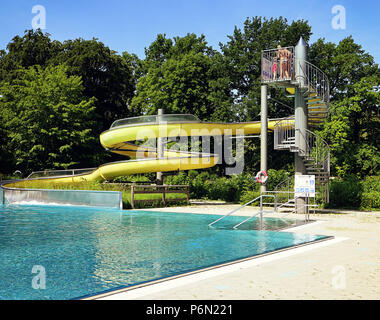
[5,115,289,188]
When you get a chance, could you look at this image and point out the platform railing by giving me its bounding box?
[261,46,295,83]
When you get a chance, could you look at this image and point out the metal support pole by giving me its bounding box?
[156,109,164,185]
[294,37,308,214]
[259,196,263,230]
[260,85,268,194]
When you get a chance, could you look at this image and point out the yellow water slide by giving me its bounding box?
[6,114,288,188]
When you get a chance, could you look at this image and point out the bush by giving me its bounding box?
[360,191,380,210]
[361,175,380,193]
[265,169,291,191]
[360,175,380,210]
[329,175,362,208]
[239,190,261,205]
[165,171,189,185]
[328,175,380,210]
[207,177,240,202]
[112,175,151,183]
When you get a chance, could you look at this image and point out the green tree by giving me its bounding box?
[0,29,61,82]
[320,76,380,177]
[0,65,97,173]
[0,30,136,134]
[51,38,136,132]
[131,33,231,121]
[309,36,379,101]
[310,37,380,177]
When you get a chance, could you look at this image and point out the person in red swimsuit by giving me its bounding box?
[272,59,278,80]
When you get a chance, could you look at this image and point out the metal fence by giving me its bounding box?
[261,46,295,83]
[27,168,97,179]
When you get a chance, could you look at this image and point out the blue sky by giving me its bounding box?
[0,0,379,63]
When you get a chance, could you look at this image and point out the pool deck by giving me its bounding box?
[94,203,380,300]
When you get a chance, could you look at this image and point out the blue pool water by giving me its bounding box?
[0,205,329,300]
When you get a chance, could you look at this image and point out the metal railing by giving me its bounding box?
[261,46,295,83]
[26,168,97,179]
[299,60,330,108]
[273,119,330,203]
[274,120,330,179]
[208,195,275,230]
[302,129,330,171]
[274,117,296,150]
[109,114,200,129]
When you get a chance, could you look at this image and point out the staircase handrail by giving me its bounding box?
[274,116,295,150]
[298,60,330,108]
[301,129,330,174]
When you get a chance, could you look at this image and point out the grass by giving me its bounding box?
[12,180,188,209]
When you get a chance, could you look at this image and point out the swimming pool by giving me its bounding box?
[0,205,329,300]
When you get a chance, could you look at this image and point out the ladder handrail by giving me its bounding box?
[208,195,275,228]
[276,195,301,211]
[233,209,274,230]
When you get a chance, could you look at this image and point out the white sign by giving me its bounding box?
[294,175,315,197]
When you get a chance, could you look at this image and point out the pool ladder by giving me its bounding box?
[208,195,276,230]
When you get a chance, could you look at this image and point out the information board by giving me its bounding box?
[294,175,315,197]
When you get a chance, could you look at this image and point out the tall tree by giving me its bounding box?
[0,65,97,173]
[51,38,136,132]
[131,33,231,121]
[310,37,380,177]
[0,29,61,81]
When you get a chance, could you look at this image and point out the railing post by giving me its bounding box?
[274,194,278,212]
[162,185,166,206]
[131,185,135,209]
[260,196,263,230]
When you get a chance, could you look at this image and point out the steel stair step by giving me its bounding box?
[308,107,327,111]
[309,115,327,119]
[307,170,329,174]
[306,99,326,106]
[308,120,325,123]
[305,95,319,101]
[308,110,328,114]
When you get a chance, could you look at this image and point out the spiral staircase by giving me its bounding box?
[262,44,331,212]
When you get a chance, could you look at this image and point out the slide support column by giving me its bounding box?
[260,85,268,194]
[156,109,164,185]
